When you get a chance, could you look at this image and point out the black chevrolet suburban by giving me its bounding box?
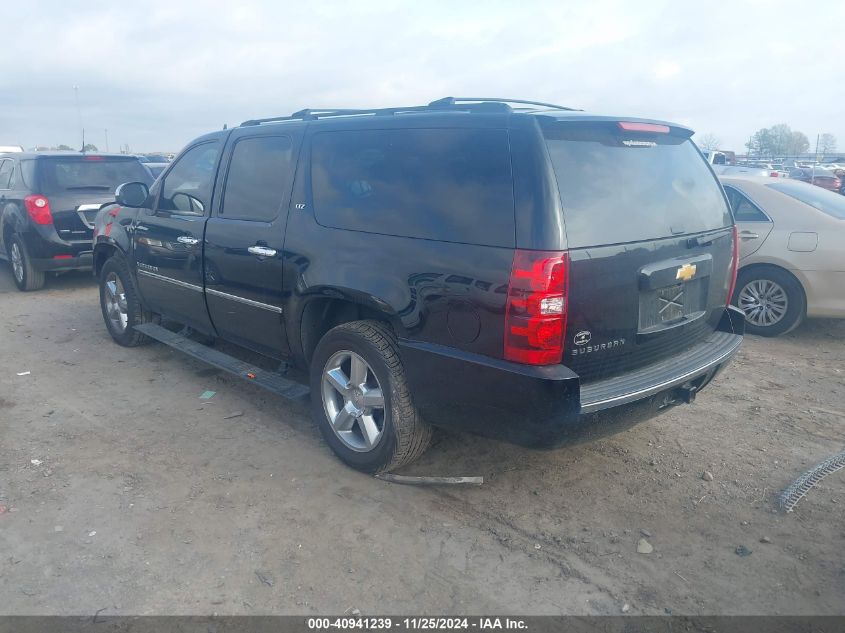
[92,98,744,472]
[0,152,152,290]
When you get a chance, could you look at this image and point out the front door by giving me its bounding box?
[133,140,221,332]
[203,130,301,356]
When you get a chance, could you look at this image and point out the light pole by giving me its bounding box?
[73,85,83,150]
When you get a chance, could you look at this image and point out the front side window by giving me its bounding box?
[0,159,12,189]
[311,128,514,246]
[158,142,220,215]
[221,135,294,222]
[723,186,769,222]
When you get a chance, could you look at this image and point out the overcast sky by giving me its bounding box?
[2,0,844,154]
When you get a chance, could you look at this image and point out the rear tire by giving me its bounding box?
[99,256,155,347]
[733,266,805,337]
[310,320,433,473]
[9,234,45,291]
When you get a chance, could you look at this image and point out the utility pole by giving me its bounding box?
[73,85,83,150]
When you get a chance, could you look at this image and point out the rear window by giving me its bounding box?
[39,157,151,194]
[767,180,845,219]
[543,122,731,248]
[311,128,514,246]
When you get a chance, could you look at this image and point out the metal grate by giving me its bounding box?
[778,449,845,513]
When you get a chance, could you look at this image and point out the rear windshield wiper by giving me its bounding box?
[687,232,729,248]
[64,185,112,191]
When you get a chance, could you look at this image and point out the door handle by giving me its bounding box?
[739,230,759,241]
[248,245,277,258]
[176,236,200,245]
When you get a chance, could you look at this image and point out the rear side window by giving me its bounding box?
[0,159,13,189]
[221,135,294,222]
[767,180,845,219]
[544,122,732,248]
[723,185,769,222]
[20,159,37,189]
[311,128,514,246]
[39,157,151,194]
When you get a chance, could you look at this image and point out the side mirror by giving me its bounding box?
[115,182,149,208]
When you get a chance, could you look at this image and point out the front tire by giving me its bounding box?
[9,234,45,291]
[733,267,805,337]
[99,257,154,347]
[310,320,433,473]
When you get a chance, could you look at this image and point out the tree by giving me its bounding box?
[697,133,721,151]
[819,133,837,158]
[745,124,810,158]
[787,131,810,156]
[746,129,772,157]
[768,124,793,157]
[82,143,98,152]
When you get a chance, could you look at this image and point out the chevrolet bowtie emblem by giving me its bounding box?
[676,263,697,282]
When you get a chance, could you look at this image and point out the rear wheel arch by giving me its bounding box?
[298,295,403,368]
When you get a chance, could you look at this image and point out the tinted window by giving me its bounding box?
[20,159,37,189]
[39,157,151,194]
[222,136,294,222]
[543,122,732,248]
[768,180,845,219]
[158,142,219,215]
[311,128,514,246]
[723,185,769,222]
[0,160,12,189]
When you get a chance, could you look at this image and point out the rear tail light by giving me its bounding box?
[24,195,53,225]
[504,250,569,365]
[769,171,779,177]
[726,226,739,305]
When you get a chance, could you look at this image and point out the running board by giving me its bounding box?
[134,323,310,401]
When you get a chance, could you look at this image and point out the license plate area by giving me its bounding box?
[639,278,706,333]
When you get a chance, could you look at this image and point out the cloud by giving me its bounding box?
[0,0,843,153]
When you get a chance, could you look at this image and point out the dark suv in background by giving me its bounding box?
[0,152,151,290]
[93,98,744,472]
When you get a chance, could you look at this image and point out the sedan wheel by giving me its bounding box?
[10,241,24,284]
[738,279,788,327]
[733,267,805,337]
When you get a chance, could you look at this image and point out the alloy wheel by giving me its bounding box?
[104,272,129,332]
[10,242,24,283]
[321,350,386,452]
[738,279,788,327]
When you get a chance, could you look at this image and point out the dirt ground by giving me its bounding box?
[1,267,843,616]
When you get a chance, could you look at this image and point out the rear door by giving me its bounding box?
[36,156,152,244]
[133,141,221,332]
[722,183,773,259]
[203,129,302,356]
[542,120,735,383]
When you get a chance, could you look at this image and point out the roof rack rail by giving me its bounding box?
[428,97,578,111]
[239,97,578,127]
